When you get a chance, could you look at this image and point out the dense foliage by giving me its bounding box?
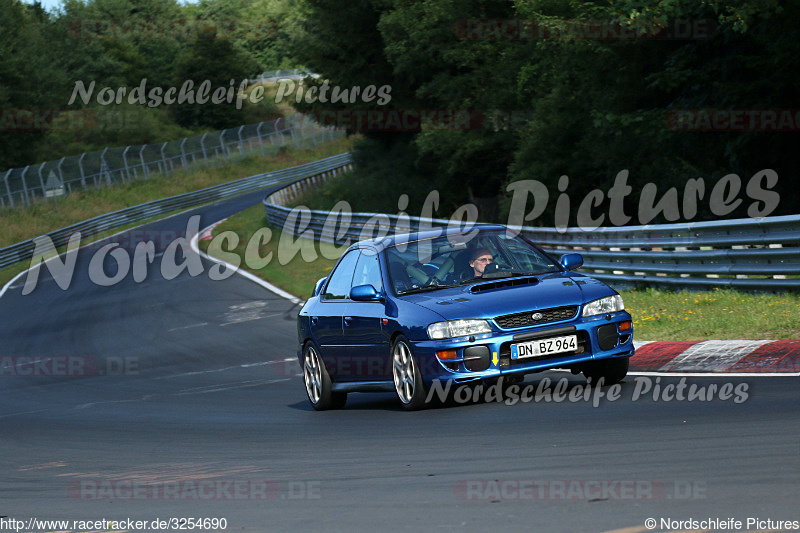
[0,0,292,169]
[2,0,797,224]
[292,0,799,223]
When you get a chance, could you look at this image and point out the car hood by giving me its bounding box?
[400,272,616,321]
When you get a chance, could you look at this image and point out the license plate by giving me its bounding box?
[511,334,578,360]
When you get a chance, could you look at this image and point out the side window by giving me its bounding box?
[323,251,359,300]
[352,250,383,293]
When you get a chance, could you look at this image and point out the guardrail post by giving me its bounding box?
[291,126,301,149]
[37,162,48,203]
[237,125,246,156]
[179,138,188,170]
[78,152,87,188]
[20,166,30,205]
[219,129,229,160]
[161,142,169,175]
[139,145,149,180]
[122,146,133,183]
[256,122,266,155]
[100,147,112,186]
[2,169,13,208]
[57,157,67,194]
[200,133,209,168]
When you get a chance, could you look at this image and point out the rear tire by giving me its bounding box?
[583,357,629,386]
[303,343,347,410]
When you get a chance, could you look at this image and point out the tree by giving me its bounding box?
[0,0,63,168]
[171,38,259,129]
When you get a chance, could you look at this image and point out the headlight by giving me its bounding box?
[427,319,492,340]
[582,295,624,317]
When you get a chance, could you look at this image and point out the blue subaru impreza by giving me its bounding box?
[297,224,634,410]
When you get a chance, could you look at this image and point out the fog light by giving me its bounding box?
[619,320,632,331]
[436,349,458,360]
[463,346,491,372]
[597,324,619,351]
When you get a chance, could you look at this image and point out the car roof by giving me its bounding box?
[349,223,508,253]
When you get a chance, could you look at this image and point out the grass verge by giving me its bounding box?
[0,135,353,249]
[623,288,800,340]
[202,206,800,341]
[199,204,343,299]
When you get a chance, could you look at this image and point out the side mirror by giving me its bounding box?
[560,253,584,271]
[313,277,327,297]
[350,284,382,301]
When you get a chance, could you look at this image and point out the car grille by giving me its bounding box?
[494,305,579,329]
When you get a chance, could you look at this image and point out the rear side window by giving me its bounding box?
[352,250,383,293]
[323,250,359,300]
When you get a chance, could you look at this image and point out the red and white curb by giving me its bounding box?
[198,218,228,241]
[631,340,800,376]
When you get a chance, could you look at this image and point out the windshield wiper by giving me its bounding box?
[484,271,551,278]
[460,271,553,284]
[398,284,458,295]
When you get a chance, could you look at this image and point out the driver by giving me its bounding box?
[468,248,494,278]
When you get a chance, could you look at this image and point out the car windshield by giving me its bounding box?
[384,229,561,295]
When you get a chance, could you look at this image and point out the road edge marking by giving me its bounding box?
[190,218,304,306]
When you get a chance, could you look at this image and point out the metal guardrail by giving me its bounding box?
[263,173,800,291]
[0,115,339,209]
[519,218,800,290]
[0,153,353,271]
[249,69,319,84]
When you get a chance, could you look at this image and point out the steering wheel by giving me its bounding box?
[405,263,433,285]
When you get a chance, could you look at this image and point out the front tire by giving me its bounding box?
[303,343,347,410]
[583,356,629,386]
[392,336,428,410]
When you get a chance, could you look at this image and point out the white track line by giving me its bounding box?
[628,371,799,377]
[190,219,304,305]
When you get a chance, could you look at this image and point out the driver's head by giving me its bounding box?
[468,248,493,277]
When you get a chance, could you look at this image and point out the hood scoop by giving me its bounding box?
[469,276,539,293]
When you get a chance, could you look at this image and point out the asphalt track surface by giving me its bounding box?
[1,189,798,533]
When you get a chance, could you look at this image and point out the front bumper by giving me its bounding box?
[412,311,634,384]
